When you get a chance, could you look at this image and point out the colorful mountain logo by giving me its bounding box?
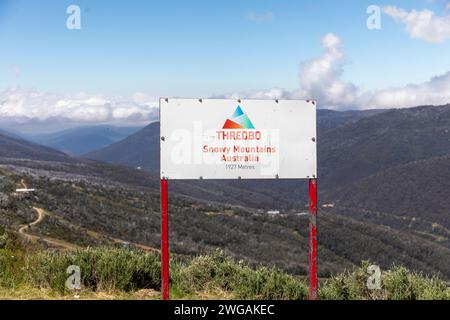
[223,106,255,129]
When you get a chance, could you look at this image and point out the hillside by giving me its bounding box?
[324,154,450,243]
[317,109,385,132]
[1,161,450,279]
[85,122,159,171]
[25,125,142,155]
[319,104,450,189]
[0,133,73,163]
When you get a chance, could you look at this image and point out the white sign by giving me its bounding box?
[160,99,317,180]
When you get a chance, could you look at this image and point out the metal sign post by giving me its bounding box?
[159,98,318,301]
[308,178,318,300]
[160,178,169,300]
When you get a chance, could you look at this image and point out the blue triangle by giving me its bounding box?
[231,106,244,119]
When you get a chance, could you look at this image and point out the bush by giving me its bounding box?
[1,241,448,300]
[320,262,450,300]
[0,227,22,251]
[237,265,308,300]
[173,250,308,300]
[383,266,449,300]
[0,249,25,288]
[27,247,161,293]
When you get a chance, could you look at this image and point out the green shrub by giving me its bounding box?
[0,249,25,288]
[27,247,161,293]
[236,265,308,300]
[0,228,22,251]
[172,250,241,293]
[173,250,308,300]
[383,266,449,300]
[1,241,448,300]
[319,261,382,300]
[320,262,450,300]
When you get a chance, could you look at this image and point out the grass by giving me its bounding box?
[0,229,449,300]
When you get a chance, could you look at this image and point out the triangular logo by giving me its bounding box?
[223,106,255,129]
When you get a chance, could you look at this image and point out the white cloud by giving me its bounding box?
[218,33,360,109]
[291,33,359,108]
[247,11,273,22]
[366,71,450,108]
[0,89,159,125]
[383,6,450,43]
[217,33,450,110]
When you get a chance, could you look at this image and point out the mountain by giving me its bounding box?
[317,109,385,132]
[324,154,450,237]
[25,125,142,155]
[0,133,73,163]
[84,122,160,171]
[319,104,450,189]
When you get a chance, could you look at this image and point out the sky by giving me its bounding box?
[1,0,450,131]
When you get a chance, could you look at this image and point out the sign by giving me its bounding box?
[160,98,317,180]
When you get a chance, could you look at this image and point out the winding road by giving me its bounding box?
[18,207,78,251]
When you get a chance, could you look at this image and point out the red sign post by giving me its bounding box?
[308,178,318,300]
[159,178,319,301]
[160,178,170,300]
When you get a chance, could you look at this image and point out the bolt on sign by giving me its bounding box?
[160,98,317,180]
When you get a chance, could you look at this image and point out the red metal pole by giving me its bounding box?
[160,178,169,300]
[308,178,318,300]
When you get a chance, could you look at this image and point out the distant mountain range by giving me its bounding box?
[23,125,142,155]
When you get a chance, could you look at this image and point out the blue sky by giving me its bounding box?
[1,0,450,129]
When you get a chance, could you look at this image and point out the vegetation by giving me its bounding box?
[0,229,448,300]
[1,165,450,280]
[320,261,449,300]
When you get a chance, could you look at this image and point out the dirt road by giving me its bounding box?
[18,207,78,251]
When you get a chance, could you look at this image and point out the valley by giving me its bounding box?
[1,104,450,280]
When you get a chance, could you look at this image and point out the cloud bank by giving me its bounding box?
[0,89,159,125]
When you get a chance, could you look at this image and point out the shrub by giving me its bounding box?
[0,249,25,288]
[173,250,308,300]
[236,265,308,300]
[27,247,161,293]
[320,262,450,300]
[383,266,449,300]
[0,227,22,251]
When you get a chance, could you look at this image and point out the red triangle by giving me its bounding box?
[223,119,244,129]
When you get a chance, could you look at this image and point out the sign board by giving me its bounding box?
[160,98,317,180]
